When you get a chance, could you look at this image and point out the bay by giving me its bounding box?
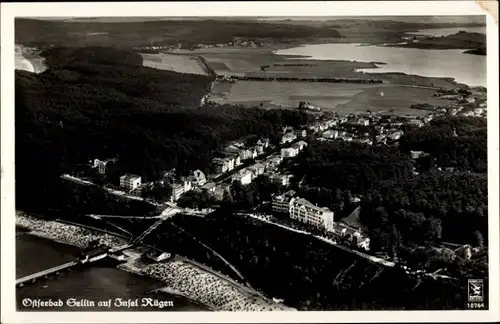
[16,231,210,311]
[274,43,486,87]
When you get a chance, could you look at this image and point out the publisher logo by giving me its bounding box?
[468,279,484,302]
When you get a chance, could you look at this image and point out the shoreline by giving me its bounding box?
[16,212,293,311]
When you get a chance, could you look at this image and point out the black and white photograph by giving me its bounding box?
[1,1,499,323]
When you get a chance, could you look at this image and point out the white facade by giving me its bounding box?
[91,158,116,174]
[281,147,298,158]
[289,197,334,229]
[120,174,142,191]
[292,140,308,151]
[322,130,338,139]
[234,171,253,185]
[281,133,297,144]
[271,190,296,213]
[192,170,207,187]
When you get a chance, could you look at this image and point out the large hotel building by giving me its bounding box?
[272,190,334,229]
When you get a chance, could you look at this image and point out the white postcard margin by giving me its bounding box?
[1,1,499,323]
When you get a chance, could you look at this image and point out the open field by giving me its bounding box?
[209,81,453,115]
[140,53,209,75]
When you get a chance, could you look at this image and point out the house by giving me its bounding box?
[213,157,234,174]
[170,178,193,202]
[271,190,296,214]
[295,129,307,138]
[387,130,404,141]
[120,174,142,191]
[292,140,308,151]
[264,154,283,170]
[329,223,370,251]
[322,130,338,139]
[281,147,299,158]
[407,119,424,128]
[255,145,265,155]
[90,158,117,174]
[410,150,429,160]
[357,118,370,126]
[248,162,266,176]
[256,138,270,148]
[201,181,217,193]
[192,170,207,187]
[270,173,294,186]
[289,197,334,229]
[280,133,297,144]
[213,183,231,201]
[232,169,253,185]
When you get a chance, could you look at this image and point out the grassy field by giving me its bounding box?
[172,48,463,89]
[140,53,208,75]
[210,81,453,115]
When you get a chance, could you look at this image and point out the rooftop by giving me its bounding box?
[120,174,141,181]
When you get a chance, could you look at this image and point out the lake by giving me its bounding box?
[274,43,486,87]
[16,231,209,311]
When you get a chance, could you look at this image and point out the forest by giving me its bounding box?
[291,140,414,194]
[399,117,487,173]
[15,46,307,212]
[15,18,341,48]
[359,171,488,251]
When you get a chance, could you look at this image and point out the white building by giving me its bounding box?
[192,170,207,187]
[295,129,307,138]
[289,197,334,229]
[170,178,193,202]
[357,118,370,126]
[213,157,235,174]
[271,190,296,214]
[322,130,338,139]
[120,174,142,191]
[270,173,294,186]
[248,162,266,176]
[292,140,308,151]
[91,158,117,174]
[233,170,253,185]
[257,138,270,148]
[281,147,299,158]
[281,133,297,144]
[328,223,370,251]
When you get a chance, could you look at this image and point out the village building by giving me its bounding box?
[232,169,253,185]
[90,158,117,175]
[248,162,266,177]
[322,130,338,139]
[270,173,294,187]
[191,169,207,187]
[170,178,193,202]
[119,174,142,191]
[292,140,308,152]
[280,133,297,144]
[256,138,270,148]
[281,147,299,158]
[212,157,235,174]
[295,129,307,138]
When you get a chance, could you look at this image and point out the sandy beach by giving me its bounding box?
[16,212,293,311]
